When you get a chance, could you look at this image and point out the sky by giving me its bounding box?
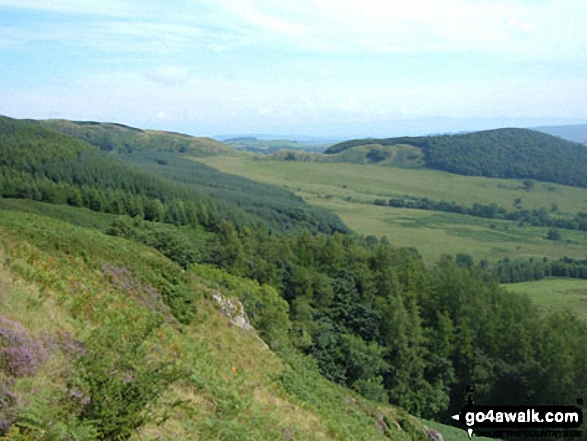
[1,0,587,138]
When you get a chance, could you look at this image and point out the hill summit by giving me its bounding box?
[40,119,233,156]
[326,128,587,187]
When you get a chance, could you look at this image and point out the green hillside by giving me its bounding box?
[326,128,587,187]
[2,116,586,439]
[0,209,432,440]
[40,118,233,156]
[0,115,221,228]
[1,116,347,235]
[30,117,348,235]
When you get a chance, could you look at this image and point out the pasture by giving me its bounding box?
[196,155,587,264]
[503,278,587,321]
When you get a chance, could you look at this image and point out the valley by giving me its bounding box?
[196,154,587,264]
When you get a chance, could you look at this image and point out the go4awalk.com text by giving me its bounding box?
[452,404,583,438]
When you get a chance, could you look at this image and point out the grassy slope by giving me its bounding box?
[503,278,587,321]
[39,119,233,156]
[0,198,118,231]
[195,155,587,264]
[0,206,435,440]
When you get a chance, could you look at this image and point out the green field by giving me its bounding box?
[196,155,587,263]
[503,278,587,321]
[197,155,587,214]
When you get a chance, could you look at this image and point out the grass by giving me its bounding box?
[0,198,117,231]
[0,206,431,440]
[194,155,587,264]
[420,419,497,441]
[503,278,587,321]
[197,155,587,215]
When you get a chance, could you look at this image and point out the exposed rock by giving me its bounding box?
[212,291,252,331]
[424,426,444,441]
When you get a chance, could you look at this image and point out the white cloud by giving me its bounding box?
[2,0,585,59]
[216,0,587,59]
[1,0,586,135]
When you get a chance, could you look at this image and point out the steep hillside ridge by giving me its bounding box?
[119,149,350,234]
[0,209,426,440]
[39,118,234,156]
[326,128,587,187]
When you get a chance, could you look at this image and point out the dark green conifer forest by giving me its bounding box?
[327,128,587,187]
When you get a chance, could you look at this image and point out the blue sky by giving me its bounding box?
[1,0,586,137]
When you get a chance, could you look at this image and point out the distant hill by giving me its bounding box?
[5,116,347,234]
[40,119,233,156]
[326,128,587,187]
[0,115,221,226]
[534,124,587,145]
[223,137,331,154]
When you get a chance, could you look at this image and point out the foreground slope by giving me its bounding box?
[0,208,428,440]
[326,128,587,187]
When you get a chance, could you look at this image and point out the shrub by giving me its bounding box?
[73,311,183,440]
[0,316,46,378]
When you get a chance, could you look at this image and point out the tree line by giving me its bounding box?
[379,196,587,232]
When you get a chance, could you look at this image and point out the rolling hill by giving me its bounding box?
[40,118,234,156]
[39,117,349,234]
[1,116,348,235]
[325,128,587,187]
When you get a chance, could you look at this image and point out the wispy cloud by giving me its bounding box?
[2,0,585,58]
[216,0,587,58]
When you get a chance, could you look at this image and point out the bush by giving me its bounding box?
[546,228,562,241]
[73,311,182,440]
